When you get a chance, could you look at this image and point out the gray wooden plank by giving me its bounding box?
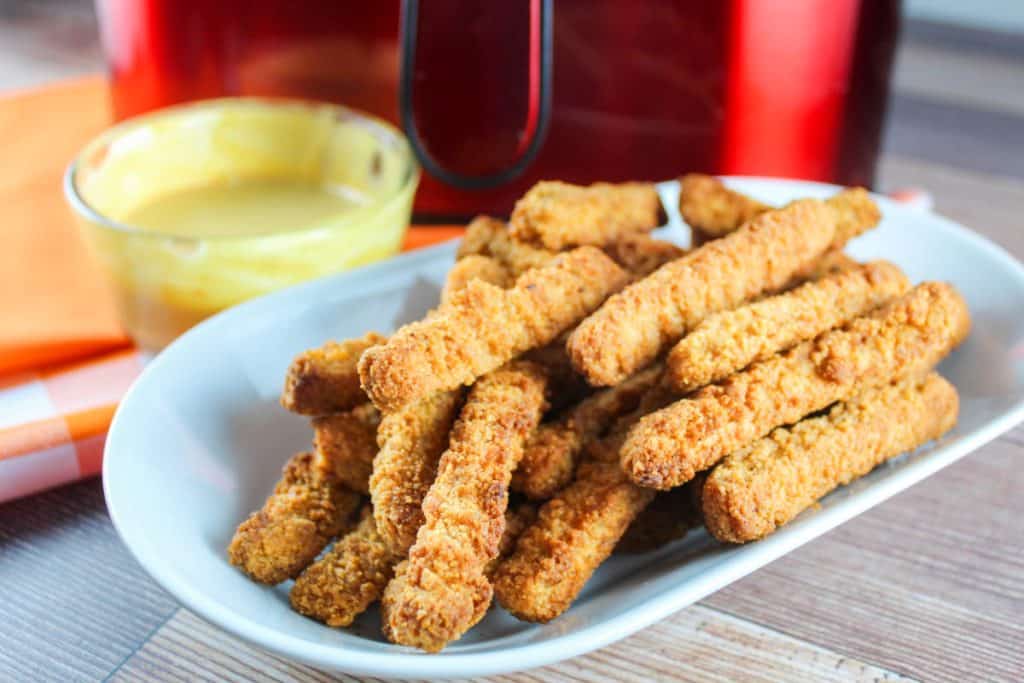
[0,479,179,683]
[704,437,1024,683]
[883,93,1024,180]
[111,606,914,683]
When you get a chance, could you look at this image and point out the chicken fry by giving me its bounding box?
[678,173,771,241]
[493,461,655,623]
[458,215,556,276]
[312,402,380,495]
[603,233,687,277]
[510,181,663,250]
[281,332,386,415]
[292,501,537,629]
[621,282,970,490]
[703,373,958,543]
[568,190,881,385]
[290,507,399,627]
[666,261,910,393]
[617,483,701,553]
[513,364,662,500]
[441,254,513,304]
[381,362,548,652]
[228,451,360,584]
[360,247,628,411]
[370,390,463,555]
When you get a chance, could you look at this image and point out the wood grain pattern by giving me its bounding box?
[0,480,178,683]
[111,607,913,683]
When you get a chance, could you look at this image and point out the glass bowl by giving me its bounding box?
[65,98,418,351]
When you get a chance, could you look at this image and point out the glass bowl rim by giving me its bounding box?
[64,96,420,242]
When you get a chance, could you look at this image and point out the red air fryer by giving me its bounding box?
[96,0,901,218]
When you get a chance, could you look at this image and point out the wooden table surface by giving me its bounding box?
[2,18,1024,683]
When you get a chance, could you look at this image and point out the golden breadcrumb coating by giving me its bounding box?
[441,254,513,304]
[621,282,971,490]
[381,362,548,652]
[370,390,463,555]
[666,261,910,393]
[617,483,701,553]
[493,461,655,623]
[227,451,360,584]
[291,502,536,629]
[678,174,771,240]
[359,247,628,411]
[457,215,556,276]
[290,507,399,627]
[486,502,538,578]
[509,181,662,250]
[281,333,386,415]
[568,191,880,386]
[703,373,958,543]
[312,402,380,495]
[513,364,662,500]
[603,233,688,277]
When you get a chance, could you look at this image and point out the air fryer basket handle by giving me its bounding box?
[398,0,553,191]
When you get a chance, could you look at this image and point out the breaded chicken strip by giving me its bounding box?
[281,332,386,415]
[370,390,463,554]
[603,233,688,277]
[441,254,513,304]
[360,247,628,411]
[621,282,970,490]
[228,451,360,584]
[510,181,663,250]
[703,373,958,543]
[617,483,701,553]
[513,364,662,500]
[291,502,535,628]
[493,461,655,623]
[312,402,380,495]
[381,362,548,652]
[458,215,556,276]
[678,174,771,242]
[568,190,881,386]
[666,261,910,393]
[290,507,399,627]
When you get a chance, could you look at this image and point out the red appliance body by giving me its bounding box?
[96,0,900,218]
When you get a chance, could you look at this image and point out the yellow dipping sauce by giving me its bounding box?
[121,180,368,237]
[67,99,418,350]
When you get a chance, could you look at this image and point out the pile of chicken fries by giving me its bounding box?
[228,175,969,653]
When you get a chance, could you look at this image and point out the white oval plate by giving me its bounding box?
[105,178,1024,678]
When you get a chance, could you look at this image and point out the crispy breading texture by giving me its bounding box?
[381,362,548,652]
[509,181,662,250]
[281,333,386,415]
[441,254,513,304]
[227,451,360,584]
[666,261,910,393]
[603,233,688,277]
[370,390,463,554]
[678,174,771,240]
[617,483,700,553]
[493,461,655,623]
[458,215,556,276]
[290,508,399,627]
[312,402,380,495]
[703,373,958,543]
[291,502,537,629]
[568,191,880,386]
[513,364,663,500]
[359,247,628,411]
[621,282,971,490]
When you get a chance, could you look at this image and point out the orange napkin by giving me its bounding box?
[0,77,130,375]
